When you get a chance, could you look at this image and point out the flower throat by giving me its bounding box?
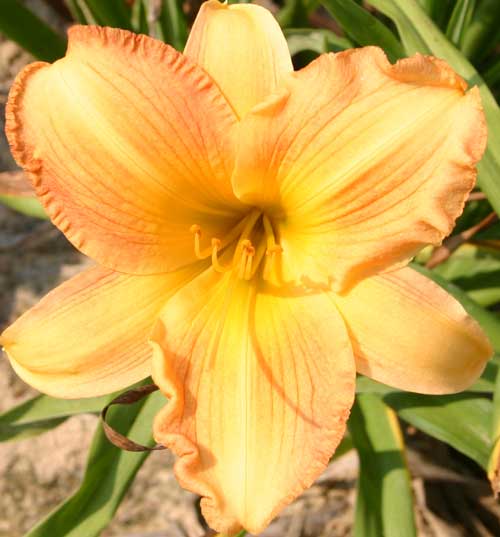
[190,209,282,281]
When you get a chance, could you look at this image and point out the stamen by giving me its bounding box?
[211,238,232,273]
[238,240,253,279]
[264,245,283,280]
[262,215,282,281]
[190,224,211,260]
[245,241,267,280]
[190,209,261,262]
[263,215,277,250]
[244,245,256,280]
[191,210,279,281]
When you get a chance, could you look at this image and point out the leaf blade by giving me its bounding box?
[384,391,492,468]
[349,394,417,537]
[321,0,404,62]
[0,0,66,62]
[24,390,165,537]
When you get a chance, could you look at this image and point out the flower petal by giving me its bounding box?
[151,270,355,534]
[333,267,492,394]
[233,48,487,291]
[184,0,293,118]
[6,26,244,275]
[0,263,205,398]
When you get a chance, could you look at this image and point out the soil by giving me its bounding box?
[1,18,500,537]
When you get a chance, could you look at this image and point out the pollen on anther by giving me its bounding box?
[266,245,283,255]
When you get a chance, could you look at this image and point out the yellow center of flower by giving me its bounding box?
[190,209,282,280]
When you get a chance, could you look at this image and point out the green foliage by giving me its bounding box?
[153,0,189,50]
[80,0,133,30]
[25,390,165,537]
[413,264,500,351]
[461,0,500,62]
[321,0,404,62]
[277,0,309,28]
[285,28,352,55]
[385,392,492,468]
[349,394,416,537]
[0,393,114,442]
[0,0,66,61]
[445,0,477,48]
[0,195,47,219]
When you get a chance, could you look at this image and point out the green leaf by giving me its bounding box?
[0,0,66,62]
[152,0,188,50]
[131,0,149,35]
[412,264,500,352]
[473,359,500,393]
[277,0,309,28]
[491,367,500,442]
[0,393,113,443]
[461,0,500,62]
[384,391,492,468]
[285,28,352,56]
[321,0,404,62]
[484,58,500,90]
[356,358,499,395]
[25,389,165,537]
[63,0,95,24]
[367,0,500,215]
[82,0,132,30]
[0,195,48,219]
[453,198,492,234]
[349,394,416,537]
[476,220,500,241]
[418,0,454,30]
[333,432,354,460]
[445,0,477,48]
[487,366,500,492]
[432,245,500,307]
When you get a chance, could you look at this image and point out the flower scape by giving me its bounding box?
[0,0,493,534]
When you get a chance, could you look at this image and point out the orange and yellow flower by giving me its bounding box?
[0,1,492,533]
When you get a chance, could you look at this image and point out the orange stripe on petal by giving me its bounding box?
[333,267,492,394]
[6,26,244,275]
[151,269,355,534]
[234,48,487,291]
[0,263,205,398]
[184,0,293,118]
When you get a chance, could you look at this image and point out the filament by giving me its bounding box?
[211,238,232,273]
[190,210,282,281]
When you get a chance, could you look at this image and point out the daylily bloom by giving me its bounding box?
[1,0,492,533]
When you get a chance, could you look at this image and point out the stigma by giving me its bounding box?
[190,210,282,281]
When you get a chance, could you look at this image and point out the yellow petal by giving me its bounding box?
[333,267,492,394]
[151,270,355,534]
[0,263,205,398]
[7,26,244,275]
[184,0,293,118]
[233,48,487,291]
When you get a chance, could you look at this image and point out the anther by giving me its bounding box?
[238,240,254,279]
[266,245,283,255]
[244,245,255,280]
[264,245,283,280]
